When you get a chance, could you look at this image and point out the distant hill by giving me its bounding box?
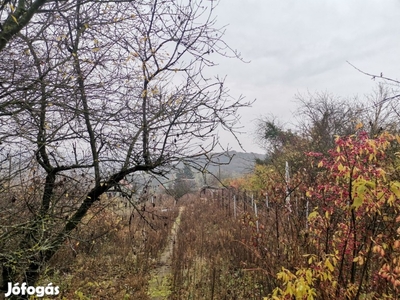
[203,151,265,178]
[162,151,265,190]
[127,151,265,193]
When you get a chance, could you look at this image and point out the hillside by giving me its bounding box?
[202,150,264,178]
[124,151,265,194]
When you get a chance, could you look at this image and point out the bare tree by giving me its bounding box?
[359,84,400,136]
[0,0,50,51]
[294,91,362,153]
[346,62,400,135]
[255,87,400,180]
[295,87,400,152]
[0,0,250,290]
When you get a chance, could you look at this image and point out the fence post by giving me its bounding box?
[233,195,237,219]
[306,199,309,230]
[255,202,259,233]
[285,161,291,213]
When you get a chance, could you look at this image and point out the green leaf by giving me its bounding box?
[308,211,318,220]
[390,181,400,198]
[352,196,363,209]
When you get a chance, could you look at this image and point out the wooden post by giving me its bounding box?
[243,191,246,212]
[306,199,309,230]
[233,195,237,219]
[285,161,291,213]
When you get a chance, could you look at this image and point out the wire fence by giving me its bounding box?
[200,187,311,232]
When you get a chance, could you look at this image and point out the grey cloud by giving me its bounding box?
[212,0,400,152]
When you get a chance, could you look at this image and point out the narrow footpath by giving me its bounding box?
[147,206,184,300]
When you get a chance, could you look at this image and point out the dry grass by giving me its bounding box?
[41,197,179,299]
[170,196,271,300]
[36,192,310,299]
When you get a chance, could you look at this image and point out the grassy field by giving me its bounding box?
[39,192,300,299]
[40,197,178,299]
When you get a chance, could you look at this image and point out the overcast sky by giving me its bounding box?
[210,0,400,153]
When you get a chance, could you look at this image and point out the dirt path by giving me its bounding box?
[147,206,184,299]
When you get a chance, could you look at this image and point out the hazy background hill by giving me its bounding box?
[200,151,264,179]
[172,151,265,188]
[125,151,265,195]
